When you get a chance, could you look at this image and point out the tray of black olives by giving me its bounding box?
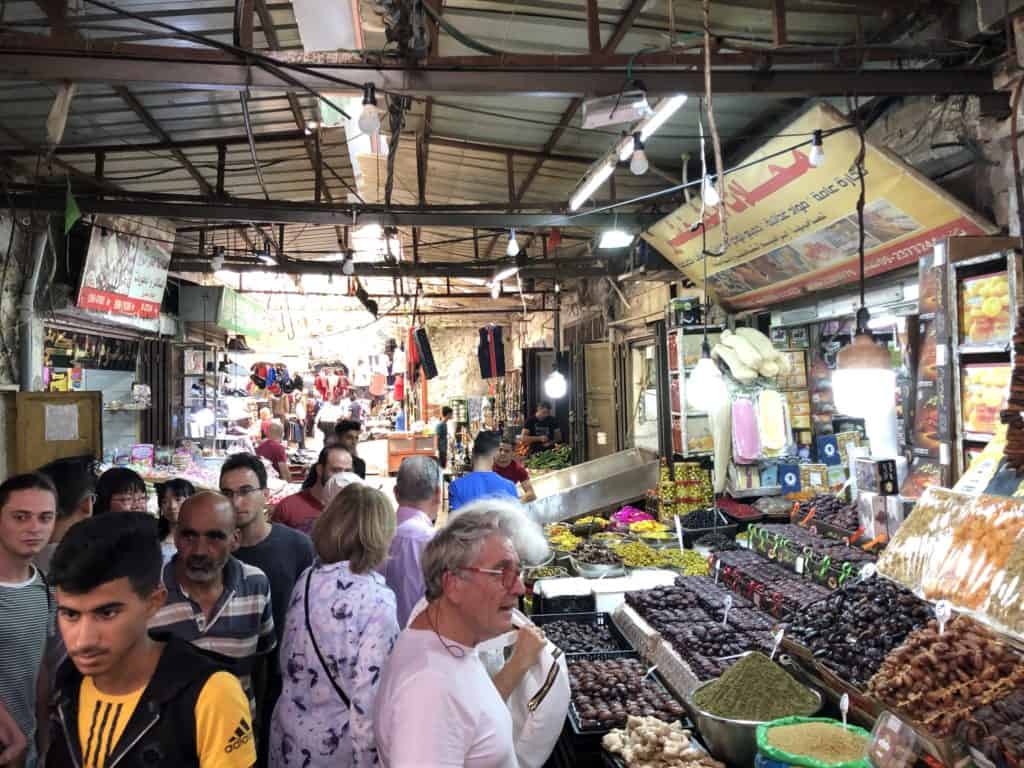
[533,612,633,654]
[567,655,689,736]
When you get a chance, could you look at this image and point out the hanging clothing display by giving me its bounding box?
[478,326,506,379]
[414,327,438,379]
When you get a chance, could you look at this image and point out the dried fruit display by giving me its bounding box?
[866,616,1024,738]
[569,657,686,731]
[877,487,1024,635]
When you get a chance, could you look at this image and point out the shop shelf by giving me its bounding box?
[958,342,1010,355]
[532,612,634,654]
[727,486,782,499]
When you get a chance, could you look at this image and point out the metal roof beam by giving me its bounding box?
[0,45,1001,98]
[112,85,214,196]
[8,191,655,228]
[169,258,609,278]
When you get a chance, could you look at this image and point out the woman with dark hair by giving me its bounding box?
[93,467,148,515]
[155,477,195,562]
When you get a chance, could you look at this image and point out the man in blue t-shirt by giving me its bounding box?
[448,431,517,511]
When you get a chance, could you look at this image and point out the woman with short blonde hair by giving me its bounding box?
[269,484,399,768]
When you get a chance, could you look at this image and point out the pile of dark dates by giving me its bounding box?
[694,531,738,551]
[569,657,686,731]
[799,494,860,532]
[788,577,933,687]
[541,619,624,653]
[575,540,622,566]
[957,689,1024,765]
[625,577,774,681]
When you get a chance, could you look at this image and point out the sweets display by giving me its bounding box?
[657,462,714,521]
[866,616,1024,738]
[569,657,687,731]
[787,577,933,687]
[603,717,723,768]
[876,487,1024,635]
[692,652,820,722]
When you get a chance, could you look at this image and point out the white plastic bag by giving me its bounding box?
[408,598,570,768]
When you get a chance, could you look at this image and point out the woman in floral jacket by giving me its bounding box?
[270,484,399,768]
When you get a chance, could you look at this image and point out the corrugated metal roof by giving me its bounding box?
[0,0,944,309]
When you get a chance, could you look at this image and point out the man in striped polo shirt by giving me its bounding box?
[148,492,275,722]
[0,473,57,768]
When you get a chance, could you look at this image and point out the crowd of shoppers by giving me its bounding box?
[0,415,566,768]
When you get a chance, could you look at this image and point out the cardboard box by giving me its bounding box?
[800,463,829,493]
[855,457,900,495]
[961,363,1010,435]
[816,435,842,466]
[857,491,903,538]
[959,270,1010,346]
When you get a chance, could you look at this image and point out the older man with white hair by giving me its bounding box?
[373,503,548,768]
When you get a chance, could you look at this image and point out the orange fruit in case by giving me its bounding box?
[961,273,1010,343]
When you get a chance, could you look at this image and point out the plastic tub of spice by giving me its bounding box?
[755,717,871,768]
[684,652,822,767]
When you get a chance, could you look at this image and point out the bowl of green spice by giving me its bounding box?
[684,652,822,767]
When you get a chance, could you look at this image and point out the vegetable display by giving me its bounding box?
[524,444,571,470]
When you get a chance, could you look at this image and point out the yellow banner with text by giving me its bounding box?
[643,104,995,310]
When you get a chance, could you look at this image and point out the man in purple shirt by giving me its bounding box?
[384,455,442,627]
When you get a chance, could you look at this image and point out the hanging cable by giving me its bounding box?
[702,0,728,254]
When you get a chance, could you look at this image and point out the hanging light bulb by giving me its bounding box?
[357,83,383,137]
[701,175,721,207]
[490,281,501,299]
[629,132,649,176]
[342,258,355,276]
[506,228,520,257]
[687,340,725,412]
[544,370,568,399]
[809,129,825,168]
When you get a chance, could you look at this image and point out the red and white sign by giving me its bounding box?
[77,215,174,324]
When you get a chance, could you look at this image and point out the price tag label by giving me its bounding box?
[715,559,722,584]
[795,556,805,575]
[935,600,952,635]
[675,515,684,552]
[860,563,877,582]
[840,693,850,727]
[771,628,784,661]
[722,595,733,627]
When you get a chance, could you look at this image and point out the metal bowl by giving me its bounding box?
[570,556,626,579]
[683,680,822,767]
[525,551,555,568]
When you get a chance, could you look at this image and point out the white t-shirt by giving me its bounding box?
[373,628,516,768]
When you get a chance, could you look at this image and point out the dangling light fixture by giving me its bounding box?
[701,175,720,207]
[506,228,520,257]
[686,247,726,412]
[544,370,568,399]
[357,83,383,137]
[831,118,897,456]
[490,281,501,299]
[628,132,649,176]
[809,129,825,168]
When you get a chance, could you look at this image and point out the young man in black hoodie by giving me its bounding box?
[46,512,256,768]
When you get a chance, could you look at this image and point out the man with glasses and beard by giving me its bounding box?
[148,492,275,723]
